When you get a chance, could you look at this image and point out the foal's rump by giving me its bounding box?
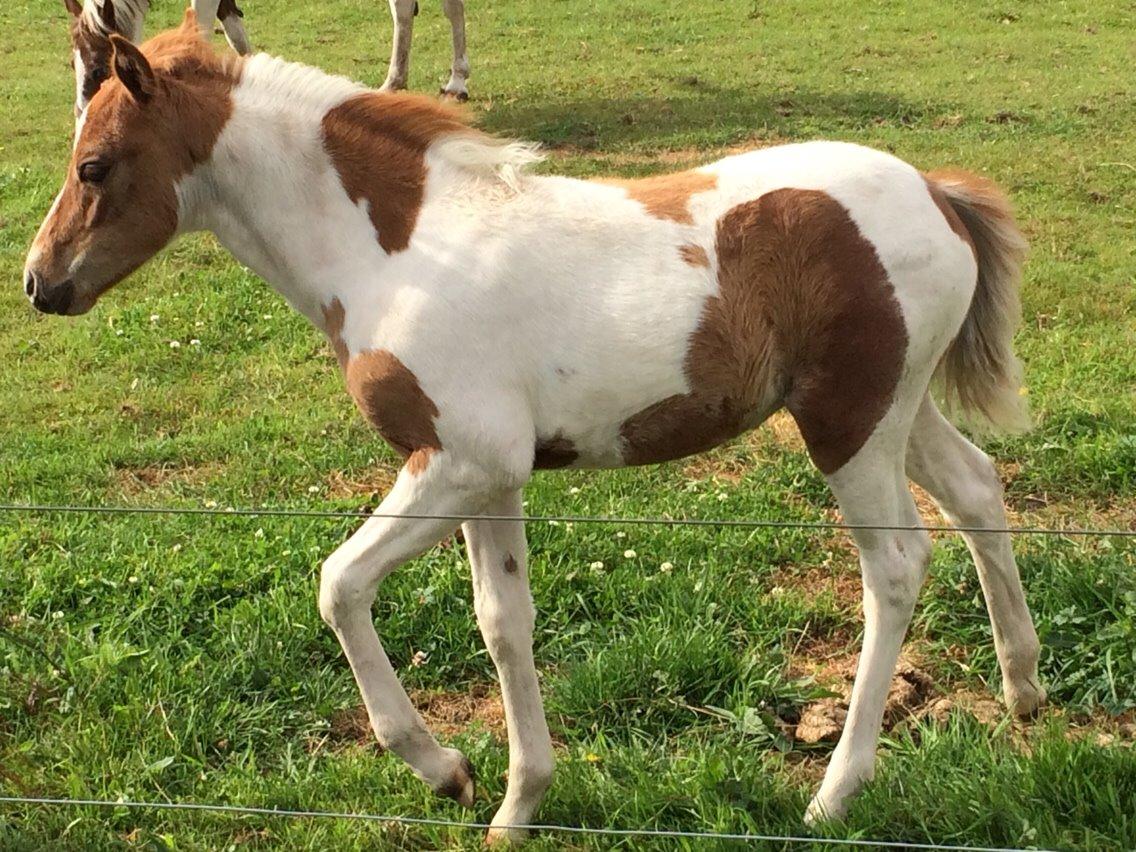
[550,142,1016,473]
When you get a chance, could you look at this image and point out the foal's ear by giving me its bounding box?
[110,35,156,103]
[63,0,83,19]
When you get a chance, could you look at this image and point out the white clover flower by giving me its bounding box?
[149,314,160,322]
[52,611,64,620]
[115,329,124,336]
[169,340,181,349]
[615,531,626,539]
[171,543,182,552]
[128,576,139,584]
[410,650,428,667]
[589,561,604,570]
[204,499,218,509]
[254,528,265,539]
[190,339,201,346]
[307,485,320,493]
[623,549,637,559]
[717,491,728,502]
[659,561,674,573]
[568,486,581,495]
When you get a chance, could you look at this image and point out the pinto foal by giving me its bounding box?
[24,17,1045,840]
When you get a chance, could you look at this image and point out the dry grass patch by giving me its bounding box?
[325,465,399,500]
[111,461,223,496]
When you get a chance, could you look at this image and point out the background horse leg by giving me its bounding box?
[463,491,554,843]
[906,395,1044,717]
[318,457,487,804]
[380,0,418,91]
[439,0,470,100]
[216,0,252,54]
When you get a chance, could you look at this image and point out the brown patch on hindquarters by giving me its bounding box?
[322,299,442,473]
[601,170,717,224]
[679,243,710,267]
[620,189,906,471]
[747,190,906,474]
[321,92,474,253]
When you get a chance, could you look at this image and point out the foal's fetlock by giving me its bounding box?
[433,750,476,808]
[1005,675,1046,719]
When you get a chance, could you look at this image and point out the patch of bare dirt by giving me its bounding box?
[320,685,507,753]
[111,461,222,496]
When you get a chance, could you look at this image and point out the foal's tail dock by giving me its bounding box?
[929,170,1031,434]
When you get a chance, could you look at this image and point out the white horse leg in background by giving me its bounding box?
[201,0,252,55]
[440,0,470,100]
[381,0,471,99]
[380,0,418,91]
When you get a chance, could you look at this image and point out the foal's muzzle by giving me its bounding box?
[24,269,75,315]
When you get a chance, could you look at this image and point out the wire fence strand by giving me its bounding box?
[0,502,1132,537]
[0,795,1052,851]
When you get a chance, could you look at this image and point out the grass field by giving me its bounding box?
[1,0,1135,848]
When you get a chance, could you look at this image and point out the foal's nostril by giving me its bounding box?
[24,269,37,299]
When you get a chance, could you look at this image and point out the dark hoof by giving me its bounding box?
[440,88,470,102]
[435,756,476,808]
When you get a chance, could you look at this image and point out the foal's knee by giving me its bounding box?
[319,553,381,629]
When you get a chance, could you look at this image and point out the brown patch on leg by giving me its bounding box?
[679,243,710,268]
[599,170,717,224]
[534,434,578,469]
[503,554,519,574]
[322,298,443,471]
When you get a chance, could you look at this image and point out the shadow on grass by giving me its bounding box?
[480,87,935,152]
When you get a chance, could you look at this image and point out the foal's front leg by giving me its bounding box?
[463,491,554,843]
[319,456,487,804]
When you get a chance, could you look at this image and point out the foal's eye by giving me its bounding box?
[89,67,107,83]
[78,160,110,184]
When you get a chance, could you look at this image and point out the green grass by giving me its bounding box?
[1,0,1134,848]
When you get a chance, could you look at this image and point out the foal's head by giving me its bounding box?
[26,12,234,316]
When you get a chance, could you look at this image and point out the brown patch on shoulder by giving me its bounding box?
[322,300,442,472]
[534,434,578,469]
[321,92,473,253]
[923,174,976,257]
[620,189,906,473]
[503,554,519,574]
[601,170,717,224]
[679,243,710,267]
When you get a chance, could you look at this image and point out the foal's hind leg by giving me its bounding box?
[439,0,470,100]
[799,416,932,824]
[319,456,489,804]
[906,395,1044,717]
[463,491,554,844]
